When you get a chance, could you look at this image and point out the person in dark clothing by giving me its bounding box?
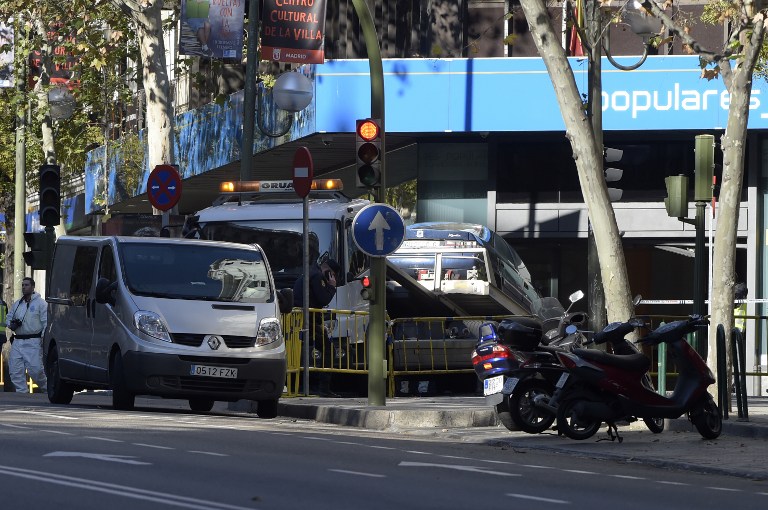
[294,259,341,396]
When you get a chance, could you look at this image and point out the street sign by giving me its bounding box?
[147,164,182,212]
[352,204,405,257]
[292,147,314,198]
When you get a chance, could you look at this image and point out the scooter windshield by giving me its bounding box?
[531,296,566,321]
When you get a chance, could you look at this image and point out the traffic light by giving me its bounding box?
[664,174,689,218]
[694,134,715,202]
[23,232,50,270]
[360,275,374,301]
[355,119,382,188]
[604,147,623,202]
[39,163,61,227]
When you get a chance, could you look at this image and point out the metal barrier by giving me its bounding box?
[386,315,524,397]
[280,309,528,397]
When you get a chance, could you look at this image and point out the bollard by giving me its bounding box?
[732,328,749,421]
[657,341,666,395]
[716,324,729,420]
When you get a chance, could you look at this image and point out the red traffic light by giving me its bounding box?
[360,275,373,301]
[357,120,379,142]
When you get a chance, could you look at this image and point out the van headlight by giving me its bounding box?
[134,311,172,342]
[256,317,282,347]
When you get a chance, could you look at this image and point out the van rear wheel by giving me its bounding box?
[110,353,135,411]
[46,346,74,405]
[189,399,215,412]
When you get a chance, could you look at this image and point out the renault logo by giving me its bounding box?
[205,335,223,350]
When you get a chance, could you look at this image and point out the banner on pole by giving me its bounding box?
[180,0,245,59]
[260,0,328,64]
[0,21,14,88]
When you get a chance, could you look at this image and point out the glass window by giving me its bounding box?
[199,220,339,289]
[70,246,98,306]
[118,242,272,303]
[98,245,117,281]
[49,244,77,300]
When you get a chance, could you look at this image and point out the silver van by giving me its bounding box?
[43,236,289,417]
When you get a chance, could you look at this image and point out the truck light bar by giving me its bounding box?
[219,179,343,193]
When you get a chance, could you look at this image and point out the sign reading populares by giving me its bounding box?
[261,0,327,64]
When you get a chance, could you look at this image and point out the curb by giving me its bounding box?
[278,402,500,430]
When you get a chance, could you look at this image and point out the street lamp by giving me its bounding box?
[603,3,662,70]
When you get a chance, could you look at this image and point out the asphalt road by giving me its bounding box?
[1,394,766,509]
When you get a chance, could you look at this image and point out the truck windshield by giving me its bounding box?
[120,243,272,303]
[197,220,338,288]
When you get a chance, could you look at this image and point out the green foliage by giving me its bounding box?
[386,179,417,222]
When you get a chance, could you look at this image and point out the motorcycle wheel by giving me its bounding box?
[691,394,722,439]
[556,397,602,440]
[643,417,665,433]
[496,397,519,432]
[509,380,556,434]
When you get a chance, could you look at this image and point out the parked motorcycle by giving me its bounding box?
[554,315,721,441]
[472,291,587,433]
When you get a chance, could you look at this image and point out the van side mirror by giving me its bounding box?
[95,277,117,306]
[277,288,294,314]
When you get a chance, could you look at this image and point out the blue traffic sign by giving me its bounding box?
[352,204,406,257]
[147,164,182,212]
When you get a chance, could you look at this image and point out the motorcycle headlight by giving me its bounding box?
[256,317,282,347]
[134,311,171,342]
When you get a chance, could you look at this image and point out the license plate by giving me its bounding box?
[502,377,519,394]
[555,372,569,388]
[190,365,238,378]
[483,375,504,396]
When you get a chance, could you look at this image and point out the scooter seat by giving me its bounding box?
[571,348,650,372]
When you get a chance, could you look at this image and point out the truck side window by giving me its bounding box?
[346,230,369,279]
[70,246,98,306]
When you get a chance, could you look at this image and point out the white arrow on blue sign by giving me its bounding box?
[352,204,406,257]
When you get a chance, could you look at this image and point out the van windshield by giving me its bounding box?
[120,243,272,303]
[198,220,338,288]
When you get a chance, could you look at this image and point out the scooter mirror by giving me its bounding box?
[569,290,585,304]
[633,294,643,306]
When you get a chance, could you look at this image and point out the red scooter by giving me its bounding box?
[554,315,722,441]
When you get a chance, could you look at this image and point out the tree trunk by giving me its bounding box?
[111,0,174,168]
[518,0,633,322]
[706,17,765,405]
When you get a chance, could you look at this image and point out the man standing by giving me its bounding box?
[6,277,48,393]
[294,259,341,396]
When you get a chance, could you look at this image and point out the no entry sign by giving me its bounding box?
[293,147,314,198]
[147,164,182,211]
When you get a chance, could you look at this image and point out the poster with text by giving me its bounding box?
[261,0,327,64]
[0,21,13,88]
[180,0,245,59]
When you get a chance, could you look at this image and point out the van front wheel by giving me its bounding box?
[110,353,135,411]
[189,399,215,412]
[257,398,279,418]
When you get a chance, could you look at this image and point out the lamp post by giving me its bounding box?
[585,2,660,332]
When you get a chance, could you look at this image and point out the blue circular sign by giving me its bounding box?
[147,164,182,211]
[352,204,406,257]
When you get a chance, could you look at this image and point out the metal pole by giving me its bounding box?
[241,0,260,182]
[302,196,310,395]
[351,0,386,406]
[694,201,707,358]
[13,18,27,302]
[586,1,607,333]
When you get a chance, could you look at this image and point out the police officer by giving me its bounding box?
[294,259,341,396]
[6,277,48,393]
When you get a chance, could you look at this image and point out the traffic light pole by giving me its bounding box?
[351,0,387,406]
[13,18,28,302]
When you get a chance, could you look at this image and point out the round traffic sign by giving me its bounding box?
[293,147,314,198]
[147,164,182,211]
[352,204,406,257]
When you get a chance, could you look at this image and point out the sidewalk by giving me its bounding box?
[274,395,768,480]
